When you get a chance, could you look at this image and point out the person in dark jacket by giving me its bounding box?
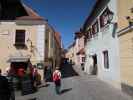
[45,66,52,82]
[0,69,11,100]
[7,68,15,100]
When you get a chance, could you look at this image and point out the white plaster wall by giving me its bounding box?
[85,24,120,87]
[84,0,120,88]
[75,39,78,65]
[36,25,45,61]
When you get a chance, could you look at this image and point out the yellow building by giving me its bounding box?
[65,42,75,64]
[44,27,62,71]
[117,0,133,91]
[44,24,55,71]
[0,4,48,81]
[53,32,62,69]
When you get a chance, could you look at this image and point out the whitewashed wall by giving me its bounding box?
[36,25,45,61]
[84,0,120,88]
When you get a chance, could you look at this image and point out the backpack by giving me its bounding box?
[53,72,60,81]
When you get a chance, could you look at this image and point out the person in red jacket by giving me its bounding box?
[17,67,25,90]
[53,67,61,94]
[17,68,25,78]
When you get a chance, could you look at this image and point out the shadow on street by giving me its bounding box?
[61,63,79,78]
[27,97,37,100]
[60,88,72,94]
[121,83,133,98]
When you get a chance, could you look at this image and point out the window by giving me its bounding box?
[84,32,88,39]
[15,30,25,46]
[103,51,109,69]
[100,8,111,28]
[82,57,85,62]
[87,28,92,39]
[85,28,92,40]
[92,21,99,35]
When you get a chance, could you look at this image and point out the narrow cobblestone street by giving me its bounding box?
[16,64,132,100]
[0,1,133,100]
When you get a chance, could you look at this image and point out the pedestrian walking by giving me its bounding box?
[0,69,11,100]
[53,67,61,94]
[45,66,52,82]
[32,66,38,91]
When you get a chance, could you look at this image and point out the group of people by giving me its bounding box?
[0,66,62,100]
[16,66,62,95]
[17,65,41,91]
[29,65,41,90]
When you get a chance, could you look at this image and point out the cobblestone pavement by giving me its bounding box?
[15,64,132,100]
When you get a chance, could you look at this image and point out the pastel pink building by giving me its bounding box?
[74,32,85,66]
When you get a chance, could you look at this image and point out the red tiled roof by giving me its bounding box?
[77,48,85,55]
[16,4,44,20]
[74,31,84,39]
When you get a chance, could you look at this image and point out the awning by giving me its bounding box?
[76,48,85,55]
[7,55,31,62]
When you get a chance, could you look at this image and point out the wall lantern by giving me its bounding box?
[107,9,114,23]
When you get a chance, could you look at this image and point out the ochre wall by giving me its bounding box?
[119,31,133,86]
[118,0,133,86]
[0,22,38,74]
[117,0,133,30]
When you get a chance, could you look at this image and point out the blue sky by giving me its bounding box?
[23,0,96,48]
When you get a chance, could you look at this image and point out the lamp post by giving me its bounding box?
[106,9,118,38]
